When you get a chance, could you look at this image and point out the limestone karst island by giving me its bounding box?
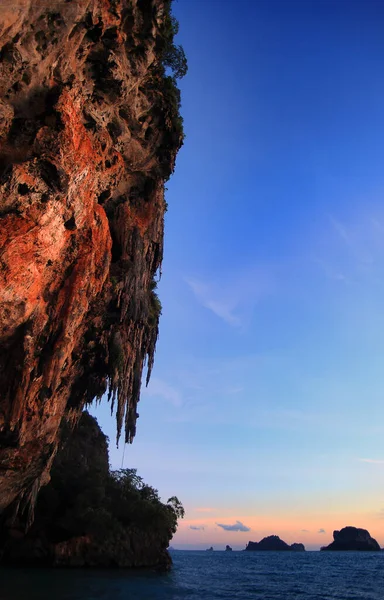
[0,0,185,568]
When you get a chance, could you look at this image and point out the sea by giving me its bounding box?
[1,550,384,600]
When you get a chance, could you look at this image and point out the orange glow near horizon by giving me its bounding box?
[172,512,384,550]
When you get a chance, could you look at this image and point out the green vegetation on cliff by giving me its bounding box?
[158,0,187,144]
[2,413,183,568]
[162,2,188,79]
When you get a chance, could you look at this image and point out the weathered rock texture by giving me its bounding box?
[245,535,305,551]
[320,526,381,551]
[0,0,182,522]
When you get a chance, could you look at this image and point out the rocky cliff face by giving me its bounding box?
[0,0,182,523]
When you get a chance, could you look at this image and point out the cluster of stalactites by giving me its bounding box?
[106,199,165,445]
[108,315,159,445]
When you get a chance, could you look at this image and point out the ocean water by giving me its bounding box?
[1,550,384,600]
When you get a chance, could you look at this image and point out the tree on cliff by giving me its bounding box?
[157,0,187,145]
[164,43,188,80]
[162,4,188,80]
[3,414,184,567]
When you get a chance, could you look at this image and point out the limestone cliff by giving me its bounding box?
[0,0,183,522]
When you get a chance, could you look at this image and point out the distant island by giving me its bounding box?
[320,527,381,551]
[245,535,305,552]
[206,547,214,552]
[225,545,233,551]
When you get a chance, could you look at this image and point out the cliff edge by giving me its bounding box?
[0,0,184,524]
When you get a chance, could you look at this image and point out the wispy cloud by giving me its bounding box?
[313,257,350,284]
[143,377,182,407]
[301,529,309,533]
[225,386,244,395]
[185,268,272,328]
[318,528,326,534]
[186,277,241,326]
[329,215,352,247]
[359,458,384,465]
[190,525,205,531]
[260,408,318,424]
[313,210,384,290]
[325,212,380,275]
[216,520,251,532]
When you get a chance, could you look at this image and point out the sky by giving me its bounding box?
[91,0,384,550]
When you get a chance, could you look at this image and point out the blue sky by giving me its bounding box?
[91,0,384,549]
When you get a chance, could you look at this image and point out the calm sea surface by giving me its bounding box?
[1,550,384,600]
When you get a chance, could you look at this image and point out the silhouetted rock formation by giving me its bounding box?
[290,543,305,552]
[206,547,214,551]
[0,413,182,569]
[320,527,381,551]
[225,545,233,551]
[245,535,305,551]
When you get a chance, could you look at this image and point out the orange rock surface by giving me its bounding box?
[0,0,182,518]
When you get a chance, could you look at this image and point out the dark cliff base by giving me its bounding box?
[0,413,179,569]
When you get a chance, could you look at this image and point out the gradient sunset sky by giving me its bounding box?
[91,0,384,550]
